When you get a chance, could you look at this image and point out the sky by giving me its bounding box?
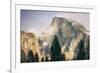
[21,10,89,35]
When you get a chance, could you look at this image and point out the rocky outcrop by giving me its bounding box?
[21,16,90,63]
[50,17,90,60]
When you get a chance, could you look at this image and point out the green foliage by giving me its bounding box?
[50,35,61,61]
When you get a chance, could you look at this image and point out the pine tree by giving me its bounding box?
[34,53,39,62]
[21,49,26,63]
[76,39,85,60]
[50,35,61,61]
[28,50,35,62]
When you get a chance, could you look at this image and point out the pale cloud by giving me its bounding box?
[21,10,89,35]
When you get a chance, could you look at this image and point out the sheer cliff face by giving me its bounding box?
[21,17,90,63]
[50,17,90,60]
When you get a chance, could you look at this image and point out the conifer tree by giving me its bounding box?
[50,35,61,61]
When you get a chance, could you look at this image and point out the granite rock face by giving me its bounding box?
[21,17,90,63]
[50,17,90,60]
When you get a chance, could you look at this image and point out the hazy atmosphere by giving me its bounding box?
[20,9,90,63]
[21,10,89,35]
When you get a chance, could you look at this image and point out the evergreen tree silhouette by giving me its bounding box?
[41,57,44,62]
[76,39,85,60]
[34,53,39,62]
[28,50,35,62]
[21,49,26,63]
[59,53,65,61]
[87,38,90,59]
[50,35,61,61]
[45,56,49,61]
